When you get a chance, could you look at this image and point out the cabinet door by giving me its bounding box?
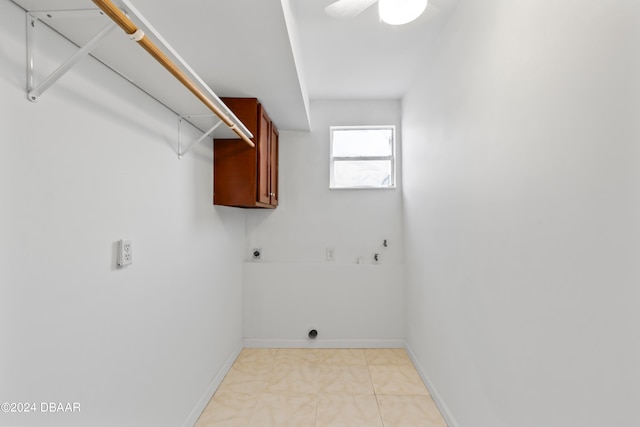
[270,125,279,206]
[257,105,271,205]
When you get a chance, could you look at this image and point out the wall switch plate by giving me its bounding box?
[117,239,132,267]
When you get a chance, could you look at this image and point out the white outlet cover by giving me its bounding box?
[326,247,335,261]
[118,239,133,267]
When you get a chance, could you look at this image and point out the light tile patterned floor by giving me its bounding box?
[195,348,447,427]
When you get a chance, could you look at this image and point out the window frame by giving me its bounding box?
[329,125,397,190]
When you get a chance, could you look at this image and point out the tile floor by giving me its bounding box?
[195,348,448,427]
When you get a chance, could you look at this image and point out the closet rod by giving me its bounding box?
[91,0,255,148]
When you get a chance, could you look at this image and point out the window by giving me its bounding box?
[330,126,396,189]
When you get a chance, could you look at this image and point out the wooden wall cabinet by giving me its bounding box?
[214,98,279,208]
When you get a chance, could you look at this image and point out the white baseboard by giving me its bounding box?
[244,338,406,349]
[405,344,460,427]
[180,341,243,427]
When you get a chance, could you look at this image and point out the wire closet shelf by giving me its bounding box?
[19,0,254,158]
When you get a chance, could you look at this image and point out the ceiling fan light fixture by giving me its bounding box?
[378,0,428,25]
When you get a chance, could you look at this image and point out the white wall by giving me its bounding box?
[243,100,405,345]
[246,100,403,265]
[0,2,245,426]
[402,1,640,427]
[244,263,404,346]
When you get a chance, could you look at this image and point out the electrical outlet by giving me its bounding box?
[326,247,335,261]
[117,239,132,267]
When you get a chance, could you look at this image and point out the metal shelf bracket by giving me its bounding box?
[178,115,223,159]
[27,10,117,102]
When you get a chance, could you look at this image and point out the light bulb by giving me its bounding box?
[379,0,428,25]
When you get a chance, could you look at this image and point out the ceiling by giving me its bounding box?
[291,0,457,100]
[11,0,457,132]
